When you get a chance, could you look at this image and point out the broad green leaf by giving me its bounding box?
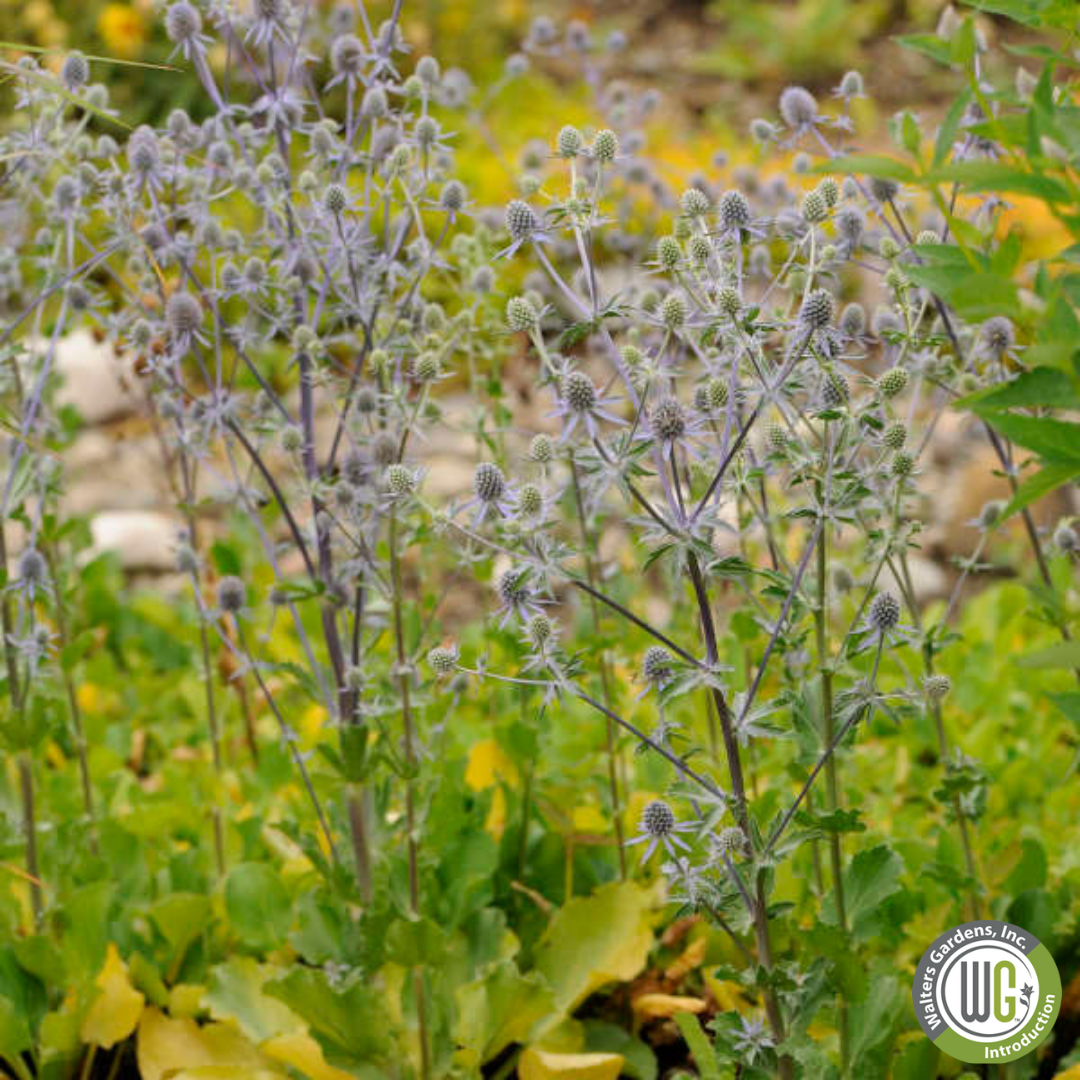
[225,863,292,952]
[818,155,916,184]
[997,463,1080,521]
[0,995,31,1061]
[148,893,212,969]
[1016,641,1080,669]
[925,160,1073,202]
[455,961,556,1066]
[842,845,904,934]
[960,367,1080,411]
[895,33,953,67]
[1004,838,1047,895]
[264,967,392,1066]
[892,1037,939,1080]
[582,1020,657,1080]
[978,413,1080,464]
[673,1013,722,1080]
[849,971,904,1074]
[533,882,656,1016]
[203,958,303,1044]
[1006,889,1061,948]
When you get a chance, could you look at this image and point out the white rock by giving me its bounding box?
[53,329,138,424]
[89,510,180,571]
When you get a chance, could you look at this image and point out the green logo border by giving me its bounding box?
[912,921,1061,1066]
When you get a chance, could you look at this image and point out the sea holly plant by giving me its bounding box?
[420,24,1051,1077]
[1,2,1079,1078]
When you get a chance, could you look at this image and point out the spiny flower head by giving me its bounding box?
[516,483,543,517]
[650,396,687,443]
[217,576,246,614]
[506,199,538,241]
[869,591,901,634]
[660,291,688,330]
[657,235,681,271]
[680,187,711,218]
[799,288,834,330]
[877,366,908,398]
[712,826,746,858]
[530,433,555,464]
[779,85,818,128]
[641,800,675,837]
[473,462,506,503]
[642,645,674,686]
[166,3,203,44]
[981,316,1015,359]
[923,674,952,702]
[592,128,618,163]
[61,52,90,92]
[883,422,907,450]
[166,292,203,340]
[506,295,538,332]
[428,645,458,676]
[718,189,751,232]
[385,464,417,497]
[18,548,47,585]
[556,125,583,158]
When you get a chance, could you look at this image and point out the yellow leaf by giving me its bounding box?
[81,944,145,1049]
[631,993,707,1020]
[664,936,707,981]
[465,738,518,790]
[485,786,508,841]
[571,806,608,833]
[703,972,750,1015]
[534,881,657,1016]
[137,1007,283,1080]
[169,983,207,1019]
[519,1048,624,1080]
[264,1031,358,1080]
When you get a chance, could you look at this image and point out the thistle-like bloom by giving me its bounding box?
[626,800,695,863]
[494,567,545,627]
[165,3,212,60]
[732,1016,776,1065]
[548,370,624,442]
[460,462,515,524]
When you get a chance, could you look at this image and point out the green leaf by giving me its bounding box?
[147,893,212,969]
[895,33,953,67]
[582,1020,658,1080]
[673,1013,722,1080]
[892,1037,939,1080]
[934,88,974,165]
[1006,889,1061,948]
[224,864,292,952]
[455,961,555,1066]
[386,916,450,968]
[924,160,1073,202]
[264,966,392,1066]
[997,463,1080,522]
[842,845,904,935]
[977,413,1080,464]
[1016,641,1080,669]
[1004,838,1047,896]
[819,155,917,184]
[533,882,656,1017]
[849,971,905,1075]
[960,367,1080,411]
[203,958,302,1044]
